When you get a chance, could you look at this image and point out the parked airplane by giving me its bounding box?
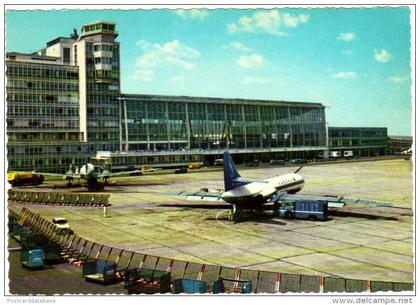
[181,151,391,221]
[33,163,157,190]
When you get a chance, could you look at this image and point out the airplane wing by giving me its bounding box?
[32,171,80,180]
[95,167,161,179]
[178,191,224,202]
[273,193,392,208]
[235,177,268,184]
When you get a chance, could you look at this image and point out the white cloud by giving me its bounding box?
[229,41,252,52]
[228,10,309,36]
[132,39,200,82]
[373,49,392,62]
[388,76,407,83]
[337,32,356,42]
[174,9,208,20]
[341,49,353,56]
[237,54,264,69]
[170,76,185,83]
[131,70,154,82]
[243,76,271,84]
[333,71,358,79]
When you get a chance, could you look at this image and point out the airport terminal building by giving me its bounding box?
[6,21,388,172]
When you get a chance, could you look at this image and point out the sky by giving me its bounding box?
[5,7,413,136]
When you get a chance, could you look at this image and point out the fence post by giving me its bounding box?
[233,268,241,291]
[95,245,104,260]
[125,252,135,272]
[366,280,371,293]
[115,249,124,265]
[254,271,261,294]
[85,242,96,260]
[181,262,189,279]
[197,264,206,281]
[75,240,88,261]
[166,259,174,273]
[138,254,147,269]
[104,247,113,261]
[275,273,282,293]
[153,257,160,270]
[319,276,325,293]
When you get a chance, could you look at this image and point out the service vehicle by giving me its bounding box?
[245,160,260,167]
[343,150,354,158]
[329,151,341,158]
[213,159,224,166]
[52,217,73,233]
[279,200,328,221]
[289,158,308,164]
[270,159,285,165]
[188,162,203,169]
[7,172,44,186]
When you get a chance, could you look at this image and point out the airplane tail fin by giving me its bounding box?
[223,151,241,191]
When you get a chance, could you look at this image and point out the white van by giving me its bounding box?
[343,150,353,158]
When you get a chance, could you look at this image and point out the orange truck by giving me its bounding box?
[188,162,203,169]
[7,172,44,186]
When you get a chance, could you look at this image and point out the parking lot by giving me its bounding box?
[8,159,413,288]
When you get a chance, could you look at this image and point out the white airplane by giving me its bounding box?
[33,163,158,190]
[180,151,391,221]
[221,151,304,205]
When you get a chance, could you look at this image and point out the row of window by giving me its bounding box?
[8,132,82,142]
[83,23,115,33]
[8,145,85,155]
[329,129,387,137]
[6,65,79,79]
[7,80,78,92]
[8,93,79,104]
[7,119,80,129]
[93,44,114,52]
[8,105,79,117]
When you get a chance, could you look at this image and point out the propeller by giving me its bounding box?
[294,166,304,174]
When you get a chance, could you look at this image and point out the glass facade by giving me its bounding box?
[120,95,327,152]
[328,127,388,156]
[6,59,87,172]
[5,21,338,172]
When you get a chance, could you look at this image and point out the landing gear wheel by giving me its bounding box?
[285,211,294,219]
[273,202,280,217]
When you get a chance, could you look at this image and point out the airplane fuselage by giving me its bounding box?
[221,173,304,205]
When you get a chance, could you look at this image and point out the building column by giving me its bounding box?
[205,104,210,150]
[166,101,170,150]
[224,104,229,149]
[242,104,247,149]
[257,106,263,148]
[145,102,150,150]
[287,107,293,148]
[185,103,191,149]
[123,99,129,151]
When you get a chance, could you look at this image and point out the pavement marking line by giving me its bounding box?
[63,207,335,276]
[61,209,216,266]
[215,206,412,258]
[213,207,413,277]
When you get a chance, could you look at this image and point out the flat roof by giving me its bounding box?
[120,93,325,108]
[46,36,75,47]
[329,126,387,130]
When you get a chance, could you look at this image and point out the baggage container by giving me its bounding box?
[212,278,252,294]
[172,278,208,294]
[124,268,171,294]
[83,259,118,284]
[21,248,45,269]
